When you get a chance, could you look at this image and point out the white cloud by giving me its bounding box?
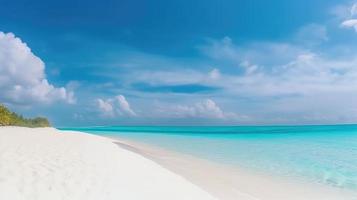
[240,60,259,74]
[96,98,115,117]
[351,3,357,16]
[201,37,307,68]
[157,99,238,119]
[208,68,220,80]
[81,24,357,124]
[91,35,357,123]
[192,35,357,122]
[340,3,357,32]
[96,95,136,118]
[194,99,228,118]
[341,19,357,31]
[116,95,136,116]
[217,52,357,98]
[128,69,207,85]
[0,32,75,105]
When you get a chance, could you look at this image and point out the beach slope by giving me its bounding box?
[0,127,216,200]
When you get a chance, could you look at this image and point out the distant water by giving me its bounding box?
[60,125,357,190]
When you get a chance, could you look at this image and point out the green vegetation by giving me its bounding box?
[0,104,50,127]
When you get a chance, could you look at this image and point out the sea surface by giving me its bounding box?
[60,125,357,191]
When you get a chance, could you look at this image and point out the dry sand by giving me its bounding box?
[0,127,216,200]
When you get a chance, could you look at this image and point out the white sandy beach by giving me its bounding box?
[0,127,216,200]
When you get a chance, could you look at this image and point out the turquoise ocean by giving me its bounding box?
[60,125,357,191]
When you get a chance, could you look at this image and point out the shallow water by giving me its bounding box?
[60,125,357,190]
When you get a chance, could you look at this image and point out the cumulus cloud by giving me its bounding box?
[193,99,233,119]
[341,19,357,31]
[116,95,136,116]
[96,95,136,118]
[0,32,75,105]
[340,3,357,32]
[96,98,115,117]
[158,99,238,119]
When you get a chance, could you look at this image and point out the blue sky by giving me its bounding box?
[2,0,357,126]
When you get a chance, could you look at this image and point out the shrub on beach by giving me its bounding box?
[0,104,50,127]
[0,104,12,126]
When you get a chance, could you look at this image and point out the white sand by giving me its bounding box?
[0,127,216,200]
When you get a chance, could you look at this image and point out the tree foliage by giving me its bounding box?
[0,104,50,127]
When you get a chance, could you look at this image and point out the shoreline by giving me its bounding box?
[107,135,357,200]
